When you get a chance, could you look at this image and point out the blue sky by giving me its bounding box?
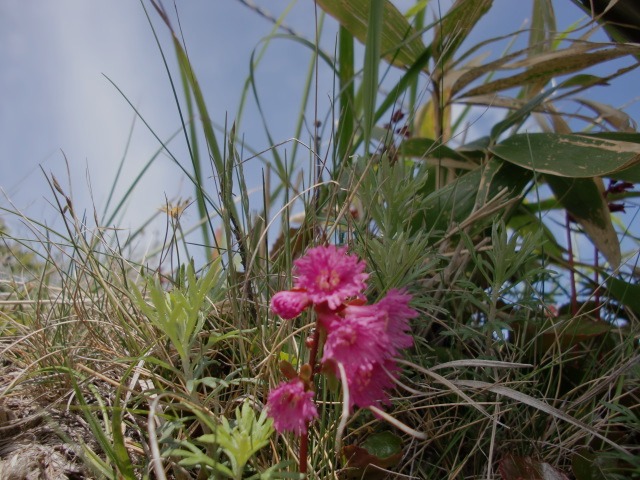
[1,1,637,258]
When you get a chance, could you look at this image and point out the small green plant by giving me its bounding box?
[166,401,295,480]
[129,261,225,390]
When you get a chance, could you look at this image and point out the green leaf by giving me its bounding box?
[507,205,565,259]
[529,0,556,56]
[571,448,611,480]
[361,0,384,153]
[492,133,640,177]
[545,175,621,267]
[199,401,274,477]
[177,452,235,477]
[401,137,468,161]
[341,432,403,479]
[434,0,492,64]
[559,73,610,88]
[361,431,403,459]
[492,88,562,140]
[337,25,355,161]
[551,317,611,349]
[456,43,639,98]
[110,405,135,479]
[413,159,532,238]
[316,0,427,68]
[606,276,640,316]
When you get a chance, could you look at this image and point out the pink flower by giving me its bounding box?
[266,378,318,436]
[337,289,416,358]
[271,290,310,319]
[346,360,398,410]
[292,246,368,310]
[375,289,417,351]
[321,310,389,369]
[321,289,417,411]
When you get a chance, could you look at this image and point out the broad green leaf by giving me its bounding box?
[607,276,640,316]
[413,159,532,238]
[401,137,468,161]
[316,0,427,67]
[361,431,403,459]
[508,205,565,259]
[341,432,403,479]
[573,132,640,182]
[548,317,611,349]
[491,133,640,177]
[546,175,621,267]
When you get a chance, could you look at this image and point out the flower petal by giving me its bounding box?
[271,290,310,319]
[266,378,318,436]
[377,289,417,350]
[322,312,389,368]
[293,246,368,310]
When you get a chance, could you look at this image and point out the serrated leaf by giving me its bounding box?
[316,0,427,67]
[491,133,640,178]
[546,175,620,267]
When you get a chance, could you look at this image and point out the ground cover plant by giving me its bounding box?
[1,0,639,478]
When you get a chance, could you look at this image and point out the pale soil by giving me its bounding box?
[0,363,93,480]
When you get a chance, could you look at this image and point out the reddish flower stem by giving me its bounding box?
[299,323,321,475]
[299,433,308,475]
[594,246,601,321]
[566,213,578,316]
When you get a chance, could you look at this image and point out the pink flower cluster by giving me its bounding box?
[266,246,418,436]
[266,378,318,436]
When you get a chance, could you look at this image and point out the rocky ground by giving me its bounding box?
[0,363,93,479]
